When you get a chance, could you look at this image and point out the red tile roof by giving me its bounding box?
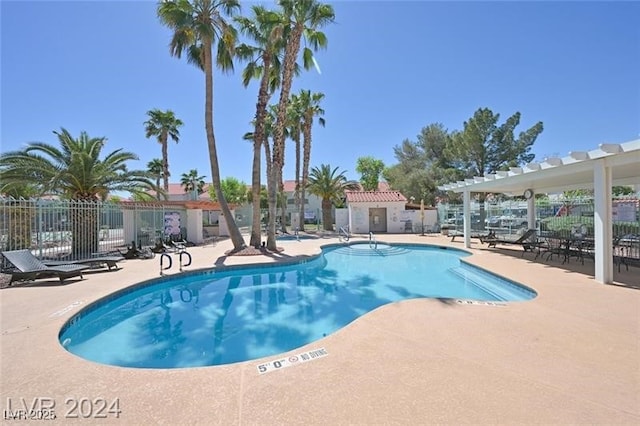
[283,180,297,192]
[345,191,407,203]
[151,180,391,197]
[282,180,390,192]
[147,183,212,198]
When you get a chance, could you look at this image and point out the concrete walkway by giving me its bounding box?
[1,233,638,424]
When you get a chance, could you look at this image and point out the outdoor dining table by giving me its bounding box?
[537,233,594,265]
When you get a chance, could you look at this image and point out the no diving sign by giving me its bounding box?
[257,348,328,374]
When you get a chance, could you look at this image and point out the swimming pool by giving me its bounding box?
[59,243,535,369]
[276,234,317,241]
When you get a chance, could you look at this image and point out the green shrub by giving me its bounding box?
[540,216,639,236]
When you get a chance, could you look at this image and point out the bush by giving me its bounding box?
[541,216,639,236]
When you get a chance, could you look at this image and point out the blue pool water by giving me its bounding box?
[59,243,535,369]
[277,234,317,241]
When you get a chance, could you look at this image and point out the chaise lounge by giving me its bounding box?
[484,229,538,256]
[1,249,90,284]
[449,229,495,243]
[42,255,124,271]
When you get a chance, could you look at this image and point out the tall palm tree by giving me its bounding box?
[147,158,165,200]
[263,105,280,249]
[306,164,358,231]
[158,0,247,252]
[298,89,325,231]
[235,5,284,248]
[144,109,183,193]
[0,128,155,256]
[180,169,207,200]
[288,92,303,228]
[280,95,303,233]
[267,0,334,250]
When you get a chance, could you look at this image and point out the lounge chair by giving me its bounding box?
[485,229,538,257]
[449,229,495,243]
[1,249,90,284]
[43,255,123,271]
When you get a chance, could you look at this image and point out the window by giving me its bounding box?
[287,198,309,205]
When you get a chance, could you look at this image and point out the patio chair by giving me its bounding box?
[486,229,538,256]
[1,249,90,284]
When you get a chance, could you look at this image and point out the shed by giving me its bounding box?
[345,191,408,233]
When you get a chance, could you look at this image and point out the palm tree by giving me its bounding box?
[147,158,165,200]
[144,109,183,193]
[0,128,155,256]
[288,92,303,229]
[263,105,280,249]
[306,164,358,231]
[180,169,206,200]
[235,5,284,247]
[298,90,325,231]
[270,94,306,234]
[268,0,334,250]
[158,0,247,252]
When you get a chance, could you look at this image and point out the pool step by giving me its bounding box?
[332,245,411,257]
[448,265,532,301]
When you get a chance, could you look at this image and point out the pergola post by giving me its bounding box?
[593,159,613,284]
[527,195,536,231]
[463,190,471,248]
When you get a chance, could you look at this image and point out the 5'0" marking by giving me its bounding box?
[257,348,328,374]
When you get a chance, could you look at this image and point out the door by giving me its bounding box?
[369,208,387,232]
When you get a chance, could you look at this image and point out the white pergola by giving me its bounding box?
[438,139,640,284]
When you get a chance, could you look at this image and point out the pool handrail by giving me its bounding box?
[179,251,192,271]
[369,232,378,249]
[339,226,350,242]
[160,253,172,275]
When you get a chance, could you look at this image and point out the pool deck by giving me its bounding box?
[1,233,638,424]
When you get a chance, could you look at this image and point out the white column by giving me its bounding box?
[593,160,613,284]
[463,190,471,248]
[527,195,536,230]
[123,209,135,245]
[186,209,203,243]
[218,210,230,237]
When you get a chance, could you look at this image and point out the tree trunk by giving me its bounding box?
[203,38,245,251]
[250,138,262,248]
[70,198,99,259]
[161,133,169,193]
[294,130,301,231]
[300,113,312,231]
[279,169,288,234]
[321,198,333,231]
[250,54,273,248]
[264,138,277,250]
[270,23,303,243]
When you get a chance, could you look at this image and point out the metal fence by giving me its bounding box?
[440,196,639,235]
[233,205,324,232]
[439,196,640,267]
[0,198,180,262]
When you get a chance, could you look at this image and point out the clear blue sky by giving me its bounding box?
[2,1,639,187]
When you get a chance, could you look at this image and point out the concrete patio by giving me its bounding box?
[1,233,638,424]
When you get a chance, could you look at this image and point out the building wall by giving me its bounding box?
[284,191,323,221]
[335,208,349,231]
[347,201,408,234]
